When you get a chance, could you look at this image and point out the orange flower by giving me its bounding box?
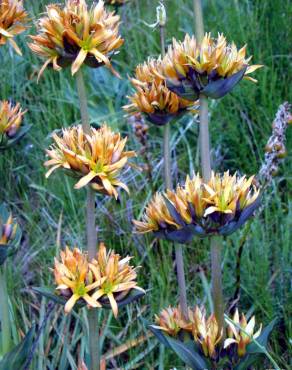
[90,243,144,318]
[45,124,135,198]
[124,58,196,125]
[153,306,193,336]
[28,0,124,79]
[0,0,28,55]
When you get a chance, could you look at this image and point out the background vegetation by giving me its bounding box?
[0,0,291,368]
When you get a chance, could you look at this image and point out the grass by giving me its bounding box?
[0,0,291,368]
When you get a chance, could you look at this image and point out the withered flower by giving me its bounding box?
[28,0,124,79]
[124,58,196,125]
[133,172,260,243]
[192,306,222,359]
[0,100,28,150]
[162,33,263,100]
[45,124,135,198]
[224,309,262,357]
[54,247,102,313]
[0,0,28,55]
[90,242,144,318]
[153,306,193,336]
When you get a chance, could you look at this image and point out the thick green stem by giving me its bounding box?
[193,0,204,41]
[0,265,12,354]
[199,94,211,181]
[88,310,100,370]
[163,124,171,190]
[211,237,224,336]
[76,68,99,370]
[175,245,188,318]
[159,1,188,319]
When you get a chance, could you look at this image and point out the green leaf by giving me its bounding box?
[246,318,277,354]
[148,323,209,370]
[101,288,145,310]
[148,324,171,349]
[0,245,8,265]
[234,354,260,370]
[202,68,246,99]
[167,336,209,370]
[0,325,35,370]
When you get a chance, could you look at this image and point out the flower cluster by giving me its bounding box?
[45,124,135,198]
[0,211,17,245]
[54,243,144,316]
[224,309,262,357]
[0,100,27,150]
[162,33,263,100]
[153,306,193,336]
[153,306,222,359]
[133,172,260,243]
[124,58,196,125]
[0,0,28,55]
[153,305,262,361]
[29,0,124,79]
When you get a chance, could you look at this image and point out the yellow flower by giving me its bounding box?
[192,306,222,359]
[0,100,26,140]
[153,306,193,336]
[28,0,124,80]
[224,309,262,357]
[44,124,135,198]
[54,247,103,313]
[124,58,196,125]
[162,33,263,100]
[0,0,28,55]
[133,172,260,242]
[0,212,17,245]
[90,242,144,318]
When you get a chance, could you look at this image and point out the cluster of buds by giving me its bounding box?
[153,306,193,336]
[45,124,135,199]
[28,0,124,79]
[133,172,260,243]
[153,305,222,359]
[259,102,291,183]
[224,309,262,358]
[0,100,28,150]
[124,58,196,126]
[54,243,144,317]
[0,211,17,245]
[162,33,263,101]
[0,0,28,55]
[153,305,263,362]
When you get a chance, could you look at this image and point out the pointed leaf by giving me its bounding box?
[167,336,209,370]
[101,289,145,310]
[32,287,86,309]
[202,68,246,99]
[0,325,35,370]
[234,354,260,370]
[246,318,277,354]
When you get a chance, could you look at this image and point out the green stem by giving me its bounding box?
[193,0,204,41]
[76,69,99,370]
[211,237,224,336]
[199,94,211,181]
[0,265,12,354]
[160,1,188,319]
[175,245,188,318]
[194,0,225,333]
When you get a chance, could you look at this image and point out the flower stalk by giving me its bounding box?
[195,3,225,337]
[159,0,188,320]
[76,68,100,370]
[0,265,12,354]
